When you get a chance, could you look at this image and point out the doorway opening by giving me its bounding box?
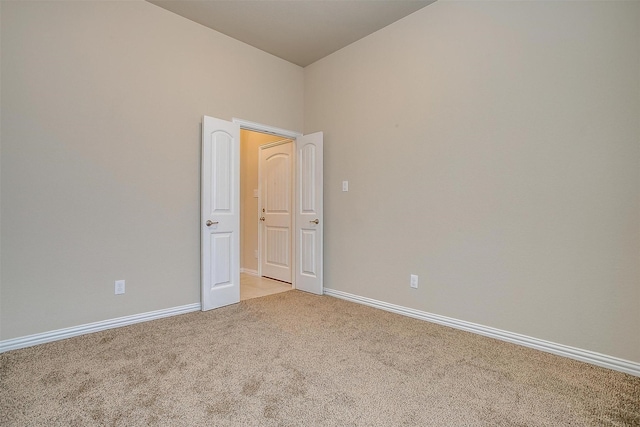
[201,115,322,311]
[239,129,294,300]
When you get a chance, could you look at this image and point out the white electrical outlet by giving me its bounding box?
[115,280,125,295]
[410,274,418,289]
[342,181,349,192]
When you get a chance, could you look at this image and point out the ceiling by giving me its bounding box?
[147,1,435,67]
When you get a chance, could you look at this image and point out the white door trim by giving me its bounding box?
[232,118,302,139]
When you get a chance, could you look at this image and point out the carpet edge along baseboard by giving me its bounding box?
[323,288,640,378]
[0,303,201,353]
[1,292,638,378]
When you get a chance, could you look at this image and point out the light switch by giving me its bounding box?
[115,280,125,295]
[342,181,349,192]
[253,189,258,198]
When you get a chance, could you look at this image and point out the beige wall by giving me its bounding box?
[240,130,283,272]
[304,1,640,362]
[0,0,303,339]
[2,0,639,366]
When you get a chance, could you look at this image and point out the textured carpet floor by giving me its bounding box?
[1,291,639,426]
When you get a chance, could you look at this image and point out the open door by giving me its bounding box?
[295,132,323,295]
[201,116,240,310]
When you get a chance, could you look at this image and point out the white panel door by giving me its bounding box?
[295,132,323,295]
[201,116,240,310]
[259,141,293,283]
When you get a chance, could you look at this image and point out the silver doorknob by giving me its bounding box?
[206,220,218,226]
[259,217,265,221]
[310,219,319,224]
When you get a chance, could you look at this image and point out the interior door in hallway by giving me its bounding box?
[259,141,293,283]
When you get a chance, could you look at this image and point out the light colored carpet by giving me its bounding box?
[1,290,638,426]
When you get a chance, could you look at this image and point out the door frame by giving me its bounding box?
[233,118,302,290]
[257,139,294,281]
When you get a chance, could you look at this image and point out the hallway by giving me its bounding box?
[240,273,291,301]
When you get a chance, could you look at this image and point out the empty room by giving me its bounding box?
[1,0,639,425]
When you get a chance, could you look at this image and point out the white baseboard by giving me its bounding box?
[5,290,638,378]
[0,303,201,353]
[324,288,640,377]
[240,268,259,276]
